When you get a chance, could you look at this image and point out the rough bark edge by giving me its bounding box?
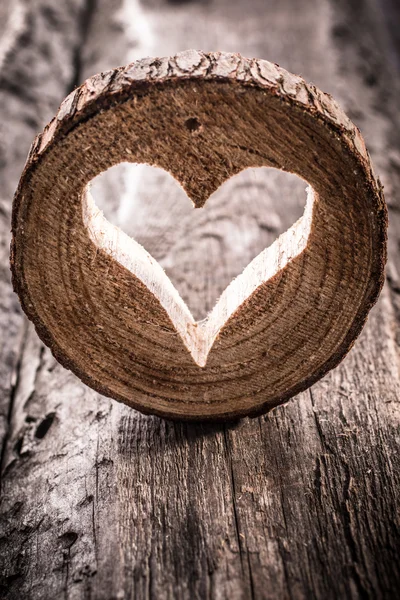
[10,50,388,421]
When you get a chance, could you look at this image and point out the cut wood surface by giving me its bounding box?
[1,0,400,598]
[11,52,387,419]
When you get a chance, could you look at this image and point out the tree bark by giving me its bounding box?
[1,0,400,598]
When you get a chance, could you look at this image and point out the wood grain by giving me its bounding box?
[1,0,399,598]
[11,52,387,419]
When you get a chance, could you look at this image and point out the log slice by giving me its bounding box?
[10,51,387,420]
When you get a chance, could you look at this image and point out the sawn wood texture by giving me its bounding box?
[11,51,387,419]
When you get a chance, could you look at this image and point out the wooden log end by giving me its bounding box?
[11,52,388,420]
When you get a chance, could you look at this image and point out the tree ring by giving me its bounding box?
[11,51,387,420]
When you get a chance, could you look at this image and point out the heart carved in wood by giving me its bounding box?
[84,168,314,368]
[11,51,387,420]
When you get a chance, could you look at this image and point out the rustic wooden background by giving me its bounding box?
[1,0,400,598]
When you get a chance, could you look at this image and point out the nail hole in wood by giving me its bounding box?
[35,413,55,439]
[184,116,201,133]
[58,531,78,549]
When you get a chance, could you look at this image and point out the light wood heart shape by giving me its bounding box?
[11,51,387,420]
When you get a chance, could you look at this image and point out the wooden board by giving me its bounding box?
[1,0,399,598]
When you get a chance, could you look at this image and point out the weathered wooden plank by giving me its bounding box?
[0,0,399,598]
[0,0,93,455]
[0,0,106,594]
